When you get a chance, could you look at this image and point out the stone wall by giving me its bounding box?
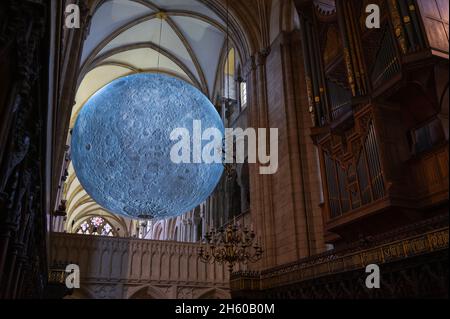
[50,233,230,299]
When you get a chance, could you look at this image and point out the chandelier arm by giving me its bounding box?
[198,223,264,271]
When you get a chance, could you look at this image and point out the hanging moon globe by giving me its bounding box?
[71,73,224,219]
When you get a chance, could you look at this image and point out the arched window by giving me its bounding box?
[236,64,248,110]
[76,216,116,237]
[224,48,236,100]
[224,49,247,115]
[240,81,248,109]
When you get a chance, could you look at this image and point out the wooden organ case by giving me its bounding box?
[298,0,449,247]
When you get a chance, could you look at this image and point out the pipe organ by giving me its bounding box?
[297,0,448,246]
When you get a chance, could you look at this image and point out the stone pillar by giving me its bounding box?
[246,31,326,270]
[244,49,277,269]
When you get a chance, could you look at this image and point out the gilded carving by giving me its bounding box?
[245,228,449,291]
[343,48,357,96]
[387,0,408,54]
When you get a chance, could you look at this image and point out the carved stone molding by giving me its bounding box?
[50,233,231,299]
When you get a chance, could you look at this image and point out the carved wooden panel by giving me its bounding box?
[318,106,386,221]
[0,41,15,158]
[323,25,342,66]
[417,0,449,54]
[232,226,449,299]
[408,143,449,205]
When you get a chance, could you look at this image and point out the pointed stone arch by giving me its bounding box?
[128,285,168,299]
[195,287,230,299]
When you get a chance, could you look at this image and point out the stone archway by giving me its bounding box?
[195,288,231,299]
[128,285,168,299]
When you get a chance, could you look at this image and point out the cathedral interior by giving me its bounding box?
[0,0,448,300]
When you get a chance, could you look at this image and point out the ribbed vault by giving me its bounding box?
[65,0,252,230]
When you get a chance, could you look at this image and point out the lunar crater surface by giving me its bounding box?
[71,73,224,219]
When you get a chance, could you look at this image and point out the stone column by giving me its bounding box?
[246,30,327,270]
[245,49,277,269]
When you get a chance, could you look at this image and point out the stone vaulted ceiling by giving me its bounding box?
[73,0,230,128]
[66,0,232,227]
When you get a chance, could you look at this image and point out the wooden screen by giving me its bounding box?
[416,0,449,54]
[322,121,386,219]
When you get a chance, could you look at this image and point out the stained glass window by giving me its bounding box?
[76,217,116,237]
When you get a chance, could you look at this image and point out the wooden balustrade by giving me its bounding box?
[407,143,449,207]
[231,223,448,292]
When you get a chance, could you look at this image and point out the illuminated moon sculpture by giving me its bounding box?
[71,73,224,219]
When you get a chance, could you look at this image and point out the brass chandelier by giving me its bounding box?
[198,222,263,272]
[198,0,263,273]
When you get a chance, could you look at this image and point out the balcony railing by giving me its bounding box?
[50,233,229,288]
[231,216,448,291]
